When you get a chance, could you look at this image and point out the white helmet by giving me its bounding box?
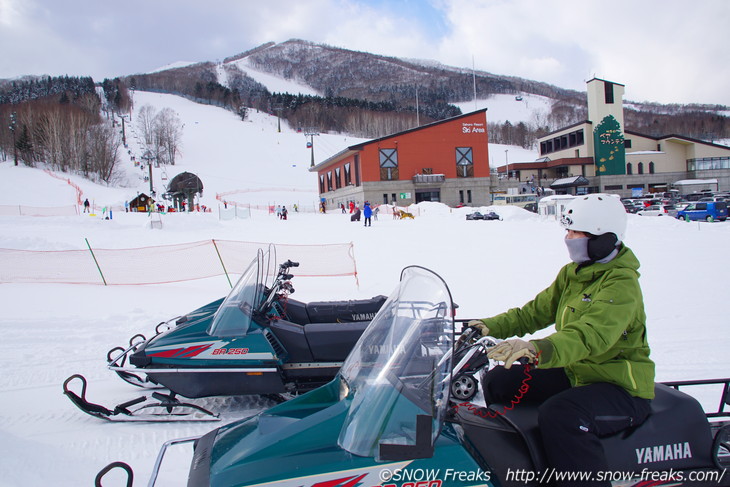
[560,194,627,242]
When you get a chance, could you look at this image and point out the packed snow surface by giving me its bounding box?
[0,91,728,486]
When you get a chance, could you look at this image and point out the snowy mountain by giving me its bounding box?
[124,39,727,144]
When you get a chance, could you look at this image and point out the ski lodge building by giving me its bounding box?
[310,78,730,208]
[309,109,492,208]
[494,78,730,198]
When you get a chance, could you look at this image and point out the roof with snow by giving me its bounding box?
[550,175,589,189]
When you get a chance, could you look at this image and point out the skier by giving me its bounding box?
[83,198,90,213]
[467,194,654,487]
[281,206,288,220]
[363,201,372,227]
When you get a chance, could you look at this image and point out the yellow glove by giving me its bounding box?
[487,339,537,369]
[466,320,490,336]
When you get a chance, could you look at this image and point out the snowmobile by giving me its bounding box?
[96,266,730,486]
[64,246,386,422]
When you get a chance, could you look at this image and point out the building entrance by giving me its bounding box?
[415,190,441,203]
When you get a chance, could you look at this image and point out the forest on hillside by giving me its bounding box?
[0,76,121,183]
[1,40,727,173]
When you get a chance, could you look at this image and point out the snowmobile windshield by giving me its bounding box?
[337,266,454,460]
[263,243,277,290]
[207,249,266,337]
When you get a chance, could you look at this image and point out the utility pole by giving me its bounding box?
[472,55,477,111]
[9,112,17,166]
[305,130,319,167]
[415,86,420,127]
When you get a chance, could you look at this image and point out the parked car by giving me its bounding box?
[623,201,640,213]
[676,201,728,222]
[466,211,501,221]
[523,202,538,213]
[636,204,678,217]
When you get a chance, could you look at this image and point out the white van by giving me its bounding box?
[537,195,576,220]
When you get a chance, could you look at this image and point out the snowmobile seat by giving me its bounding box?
[304,321,370,362]
[304,295,386,324]
[456,384,715,483]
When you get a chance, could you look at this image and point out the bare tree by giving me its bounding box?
[153,108,183,165]
[136,104,156,145]
[87,123,121,183]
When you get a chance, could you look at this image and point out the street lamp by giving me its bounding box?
[9,112,17,166]
[505,149,509,179]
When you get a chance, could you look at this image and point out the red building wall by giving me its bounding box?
[315,110,490,188]
[359,111,490,181]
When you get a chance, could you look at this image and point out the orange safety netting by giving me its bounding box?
[0,205,79,216]
[0,240,357,286]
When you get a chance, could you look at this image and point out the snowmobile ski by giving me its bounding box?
[63,374,219,422]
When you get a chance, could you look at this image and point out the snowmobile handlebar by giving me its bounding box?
[280,260,299,271]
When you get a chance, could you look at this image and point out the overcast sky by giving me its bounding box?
[1,0,728,106]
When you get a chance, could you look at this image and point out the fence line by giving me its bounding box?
[0,240,358,286]
[0,205,79,216]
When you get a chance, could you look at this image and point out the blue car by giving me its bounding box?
[677,201,728,222]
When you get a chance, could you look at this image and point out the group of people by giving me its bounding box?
[346,201,377,226]
[275,205,288,220]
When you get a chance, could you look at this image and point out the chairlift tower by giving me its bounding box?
[273,103,284,132]
[141,150,155,196]
[305,129,320,167]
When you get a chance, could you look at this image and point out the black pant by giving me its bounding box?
[483,366,651,487]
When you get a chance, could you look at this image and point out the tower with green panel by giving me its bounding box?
[588,79,626,175]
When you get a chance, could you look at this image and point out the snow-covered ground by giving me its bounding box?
[0,91,728,486]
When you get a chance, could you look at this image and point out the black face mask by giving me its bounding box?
[587,233,619,261]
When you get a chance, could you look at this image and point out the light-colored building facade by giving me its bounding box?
[496,78,730,197]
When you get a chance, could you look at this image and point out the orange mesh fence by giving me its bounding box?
[0,205,79,216]
[0,248,102,284]
[213,240,357,277]
[0,240,357,286]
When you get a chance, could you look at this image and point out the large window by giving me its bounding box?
[456,147,474,177]
[344,163,351,185]
[379,148,399,181]
[335,167,342,189]
[605,81,615,104]
[540,129,585,156]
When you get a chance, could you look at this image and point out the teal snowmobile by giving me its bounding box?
[97,266,730,486]
[64,246,385,422]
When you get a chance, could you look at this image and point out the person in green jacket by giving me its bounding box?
[468,193,654,487]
